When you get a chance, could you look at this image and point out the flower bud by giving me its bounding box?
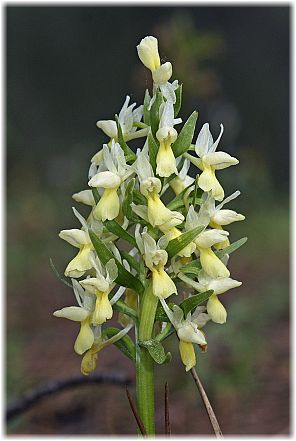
[152,62,172,84]
[137,36,160,71]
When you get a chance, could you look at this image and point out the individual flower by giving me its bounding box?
[94,96,148,157]
[81,323,134,375]
[133,149,184,228]
[88,141,133,221]
[53,280,95,355]
[160,300,207,371]
[155,99,182,177]
[59,207,95,278]
[135,226,177,299]
[178,270,242,324]
[186,205,230,278]
[186,123,239,201]
[137,36,179,104]
[79,257,118,326]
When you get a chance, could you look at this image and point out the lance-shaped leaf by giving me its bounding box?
[166,225,205,259]
[91,188,100,204]
[122,178,135,220]
[139,339,171,364]
[143,89,151,125]
[180,290,213,317]
[115,115,136,162]
[89,229,144,294]
[174,83,183,117]
[150,91,162,136]
[148,131,159,173]
[112,299,138,323]
[172,111,198,157]
[104,220,137,248]
[155,302,175,322]
[180,259,202,277]
[102,327,136,362]
[166,183,195,211]
[216,237,248,259]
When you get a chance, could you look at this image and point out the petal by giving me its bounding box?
[92,293,113,325]
[156,143,178,178]
[93,188,120,221]
[53,306,89,322]
[177,323,207,345]
[59,229,89,247]
[152,62,172,85]
[207,295,227,324]
[212,209,245,225]
[179,340,196,371]
[195,123,213,157]
[96,120,117,139]
[203,151,239,169]
[88,171,121,188]
[137,36,160,71]
[198,247,230,279]
[208,278,242,295]
[64,244,93,278]
[152,268,177,299]
[195,229,229,248]
[74,320,94,354]
[72,190,95,206]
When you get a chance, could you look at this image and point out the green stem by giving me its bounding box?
[136,281,158,435]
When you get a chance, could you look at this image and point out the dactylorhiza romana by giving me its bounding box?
[54,36,246,433]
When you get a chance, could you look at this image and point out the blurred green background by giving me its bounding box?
[6,5,289,435]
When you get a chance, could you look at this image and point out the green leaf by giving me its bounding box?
[172,111,198,157]
[139,339,171,364]
[166,225,204,259]
[174,83,183,117]
[155,323,175,342]
[91,188,100,204]
[49,258,72,288]
[89,230,144,294]
[148,131,159,173]
[192,176,199,207]
[133,188,147,205]
[102,327,136,362]
[180,290,213,317]
[115,115,136,162]
[150,91,162,136]
[112,299,138,323]
[143,89,151,125]
[104,220,137,248]
[122,178,135,220]
[155,302,175,322]
[216,237,248,259]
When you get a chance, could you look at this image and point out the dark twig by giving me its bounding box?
[7,372,131,421]
[125,386,147,436]
[164,382,171,436]
[190,368,223,438]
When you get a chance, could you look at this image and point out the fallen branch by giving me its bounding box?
[190,368,223,438]
[7,371,131,421]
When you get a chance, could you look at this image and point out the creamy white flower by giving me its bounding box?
[189,123,239,201]
[88,142,133,221]
[80,257,118,325]
[95,95,148,144]
[136,228,176,299]
[53,280,96,355]
[155,100,182,177]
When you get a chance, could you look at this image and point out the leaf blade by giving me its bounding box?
[172,111,198,157]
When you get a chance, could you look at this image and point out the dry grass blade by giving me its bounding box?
[125,386,147,436]
[190,368,223,438]
[164,382,171,435]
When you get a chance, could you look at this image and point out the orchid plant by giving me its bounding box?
[53,36,246,435]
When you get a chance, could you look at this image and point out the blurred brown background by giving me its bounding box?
[6,5,290,435]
